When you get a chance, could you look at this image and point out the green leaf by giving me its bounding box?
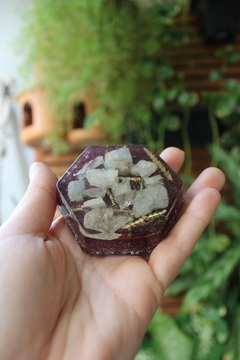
[220,129,239,147]
[209,69,223,81]
[180,174,195,186]
[166,87,180,101]
[178,91,199,107]
[214,146,240,192]
[223,78,239,91]
[164,114,181,131]
[231,145,240,160]
[165,274,196,296]
[177,91,191,106]
[215,200,240,222]
[42,133,71,155]
[215,45,233,58]
[148,311,194,360]
[210,234,230,253]
[158,65,174,80]
[227,53,240,64]
[134,347,158,360]
[215,320,229,344]
[214,97,237,118]
[215,49,226,57]
[144,39,159,56]
[140,61,154,77]
[181,244,240,313]
[84,108,104,128]
[178,305,226,360]
[153,96,165,112]
[222,305,240,360]
[189,92,199,106]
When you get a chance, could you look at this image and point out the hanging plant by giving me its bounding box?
[20,0,190,153]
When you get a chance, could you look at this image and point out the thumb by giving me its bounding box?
[1,163,58,238]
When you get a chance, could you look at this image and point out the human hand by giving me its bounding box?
[0,148,225,360]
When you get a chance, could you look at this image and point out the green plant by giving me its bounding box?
[21,0,193,154]
[134,43,240,360]
[135,311,194,360]
[135,143,240,360]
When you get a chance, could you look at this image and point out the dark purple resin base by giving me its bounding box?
[57,145,183,255]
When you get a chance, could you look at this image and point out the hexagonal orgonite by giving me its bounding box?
[56,145,183,255]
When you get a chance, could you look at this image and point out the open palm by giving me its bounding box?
[0,148,225,360]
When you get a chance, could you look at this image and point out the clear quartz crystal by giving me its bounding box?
[68,180,85,202]
[83,207,132,240]
[115,191,137,209]
[133,184,169,218]
[75,156,104,180]
[111,180,136,209]
[143,175,164,187]
[104,147,133,175]
[84,187,106,198]
[82,197,106,209]
[111,179,131,196]
[131,160,157,178]
[86,169,118,188]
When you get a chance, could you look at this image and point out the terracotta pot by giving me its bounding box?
[18,87,107,151]
[67,124,107,150]
[18,87,56,148]
[66,92,107,149]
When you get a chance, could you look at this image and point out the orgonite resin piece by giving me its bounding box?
[56,145,183,255]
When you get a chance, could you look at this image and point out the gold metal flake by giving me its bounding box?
[118,176,142,182]
[72,207,84,212]
[124,209,167,230]
[143,148,173,181]
[105,188,118,207]
[139,180,144,191]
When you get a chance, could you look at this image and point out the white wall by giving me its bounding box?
[0,0,35,224]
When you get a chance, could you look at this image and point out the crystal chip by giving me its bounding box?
[131,160,157,178]
[75,156,104,180]
[104,147,133,175]
[143,175,163,187]
[84,187,106,198]
[86,169,118,188]
[133,185,169,218]
[57,145,183,255]
[82,197,106,209]
[111,179,137,209]
[112,179,131,196]
[67,180,85,202]
[83,208,132,240]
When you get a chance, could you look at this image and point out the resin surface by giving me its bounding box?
[56,145,183,255]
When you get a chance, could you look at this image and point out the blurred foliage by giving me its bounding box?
[136,142,240,360]
[20,0,192,154]
[134,311,194,360]
[134,22,240,360]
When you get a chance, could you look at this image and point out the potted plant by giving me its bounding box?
[18,87,58,149]
[20,0,191,154]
